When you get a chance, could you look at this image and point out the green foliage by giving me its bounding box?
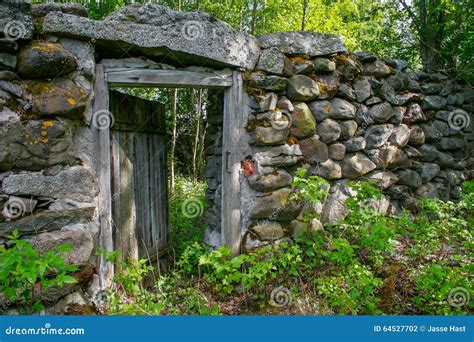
[169,177,208,258]
[0,230,78,313]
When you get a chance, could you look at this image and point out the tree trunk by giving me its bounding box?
[301,0,309,31]
[170,89,177,191]
[250,0,258,35]
[192,90,203,183]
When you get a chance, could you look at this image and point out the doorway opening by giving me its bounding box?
[93,65,243,285]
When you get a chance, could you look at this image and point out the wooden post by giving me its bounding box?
[92,64,114,289]
[221,71,243,255]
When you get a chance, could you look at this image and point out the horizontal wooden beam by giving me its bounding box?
[106,69,233,89]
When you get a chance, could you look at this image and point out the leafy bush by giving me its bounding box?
[0,230,78,313]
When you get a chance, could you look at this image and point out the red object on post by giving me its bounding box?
[241,159,255,177]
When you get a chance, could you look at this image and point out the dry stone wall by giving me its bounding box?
[241,33,473,252]
[0,2,98,307]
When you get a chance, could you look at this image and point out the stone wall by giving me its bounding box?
[0,2,472,310]
[0,2,98,307]
[241,33,473,252]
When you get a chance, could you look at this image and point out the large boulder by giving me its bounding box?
[42,4,260,69]
[320,182,356,224]
[254,144,302,167]
[17,41,78,79]
[365,124,393,149]
[32,3,89,18]
[313,159,342,180]
[309,98,356,121]
[258,31,347,57]
[249,223,284,242]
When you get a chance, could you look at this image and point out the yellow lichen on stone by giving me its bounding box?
[68,98,76,105]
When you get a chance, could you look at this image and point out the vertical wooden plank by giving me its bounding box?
[221,71,243,255]
[92,64,113,289]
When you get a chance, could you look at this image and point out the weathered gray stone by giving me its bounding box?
[290,102,316,139]
[32,3,89,18]
[257,47,290,76]
[320,182,356,223]
[0,3,33,40]
[286,75,320,102]
[389,124,410,147]
[421,83,443,95]
[248,73,288,91]
[396,169,422,188]
[362,170,398,189]
[436,137,465,150]
[249,223,284,241]
[26,78,87,119]
[316,73,340,100]
[0,119,74,172]
[293,60,314,74]
[418,144,439,162]
[352,51,377,63]
[249,93,278,112]
[337,57,362,81]
[254,144,302,167]
[403,145,422,158]
[249,187,302,220]
[386,70,410,90]
[0,206,95,236]
[344,137,366,152]
[416,183,439,198]
[248,169,292,192]
[446,169,465,186]
[339,120,358,140]
[276,96,293,112]
[313,159,341,180]
[0,81,22,98]
[0,53,16,70]
[2,166,97,203]
[290,218,323,238]
[432,119,450,137]
[0,70,16,81]
[318,98,356,120]
[250,126,288,146]
[421,95,447,110]
[378,146,411,169]
[313,58,336,72]
[391,106,407,125]
[299,135,329,164]
[365,124,393,149]
[364,60,391,78]
[32,228,94,266]
[258,31,347,57]
[409,125,426,145]
[340,153,376,178]
[336,84,356,102]
[328,143,346,160]
[316,118,340,143]
[420,163,440,183]
[17,41,78,79]
[405,103,425,123]
[422,122,443,142]
[369,102,393,124]
[365,96,382,106]
[353,76,373,102]
[42,5,260,69]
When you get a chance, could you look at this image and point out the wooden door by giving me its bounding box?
[109,91,168,261]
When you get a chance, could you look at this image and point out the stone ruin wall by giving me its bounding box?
[238,33,474,252]
[0,2,472,309]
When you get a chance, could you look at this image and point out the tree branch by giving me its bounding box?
[398,0,419,26]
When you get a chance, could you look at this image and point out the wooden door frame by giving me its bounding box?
[93,64,244,289]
